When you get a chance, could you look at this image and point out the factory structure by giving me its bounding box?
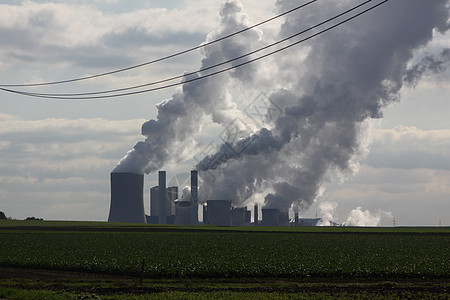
[108,170,323,226]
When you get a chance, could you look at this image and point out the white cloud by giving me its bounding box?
[366,125,450,170]
[0,114,148,220]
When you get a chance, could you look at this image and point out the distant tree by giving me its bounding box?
[25,217,43,221]
[0,211,6,220]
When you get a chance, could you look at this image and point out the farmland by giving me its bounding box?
[0,220,449,299]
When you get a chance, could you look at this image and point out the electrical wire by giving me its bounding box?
[5,0,374,98]
[0,0,318,88]
[1,0,390,100]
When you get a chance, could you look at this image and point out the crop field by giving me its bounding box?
[0,220,449,299]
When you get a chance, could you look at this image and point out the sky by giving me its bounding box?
[0,0,449,226]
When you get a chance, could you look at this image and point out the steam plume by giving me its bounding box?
[114,0,449,215]
[113,0,262,174]
[343,207,392,227]
[198,0,449,212]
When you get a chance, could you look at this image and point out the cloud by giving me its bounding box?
[325,165,450,226]
[366,126,450,170]
[0,114,148,220]
[0,1,219,73]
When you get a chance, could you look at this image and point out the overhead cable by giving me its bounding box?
[0,0,318,87]
[1,0,389,100]
[6,0,374,98]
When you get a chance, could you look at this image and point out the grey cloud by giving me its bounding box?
[404,48,450,86]
[365,127,450,170]
[103,28,206,48]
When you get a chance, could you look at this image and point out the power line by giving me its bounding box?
[0,0,318,88]
[6,0,375,98]
[1,0,389,100]
[2,0,388,100]
[3,0,389,100]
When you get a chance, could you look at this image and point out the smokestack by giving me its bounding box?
[203,204,207,224]
[190,170,198,225]
[158,171,166,224]
[150,186,158,217]
[254,204,258,226]
[294,212,299,226]
[108,172,146,223]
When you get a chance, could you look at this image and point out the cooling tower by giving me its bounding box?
[206,200,231,226]
[108,172,146,223]
[231,207,246,227]
[190,170,198,225]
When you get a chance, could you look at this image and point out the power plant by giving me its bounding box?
[108,170,323,226]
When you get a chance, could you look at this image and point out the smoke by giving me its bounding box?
[404,48,450,86]
[317,201,337,226]
[197,0,449,212]
[178,186,192,202]
[114,0,449,215]
[343,207,392,227]
[316,201,392,226]
[113,0,262,174]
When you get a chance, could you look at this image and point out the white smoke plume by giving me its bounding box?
[197,0,449,213]
[317,201,337,226]
[114,0,449,215]
[343,207,392,227]
[113,0,262,174]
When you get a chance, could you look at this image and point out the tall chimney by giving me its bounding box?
[203,204,207,224]
[190,170,198,225]
[158,171,166,224]
[108,172,146,223]
[254,204,258,226]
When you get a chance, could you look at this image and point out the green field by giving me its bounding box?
[0,220,449,299]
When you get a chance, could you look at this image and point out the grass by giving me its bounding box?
[0,220,448,299]
[2,219,449,232]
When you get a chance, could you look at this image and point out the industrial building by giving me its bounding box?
[147,170,199,225]
[203,200,251,226]
[261,208,290,226]
[108,169,324,226]
[294,217,322,227]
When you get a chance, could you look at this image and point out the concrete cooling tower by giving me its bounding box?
[108,172,146,223]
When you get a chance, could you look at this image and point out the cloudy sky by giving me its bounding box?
[0,0,449,226]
